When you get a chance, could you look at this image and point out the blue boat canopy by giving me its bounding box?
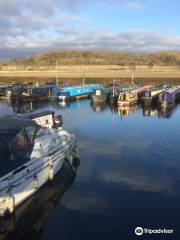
[0,116,39,178]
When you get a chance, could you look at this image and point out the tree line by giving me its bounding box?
[2,50,180,66]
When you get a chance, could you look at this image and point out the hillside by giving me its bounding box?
[1,50,180,67]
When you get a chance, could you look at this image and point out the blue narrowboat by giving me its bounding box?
[57,84,104,101]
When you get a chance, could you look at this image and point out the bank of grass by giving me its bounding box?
[1,74,180,86]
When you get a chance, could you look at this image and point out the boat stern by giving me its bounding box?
[0,195,15,217]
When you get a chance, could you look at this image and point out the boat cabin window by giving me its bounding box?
[129,93,135,99]
[120,93,128,101]
[145,91,151,97]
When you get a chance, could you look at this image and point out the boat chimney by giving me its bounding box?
[82,72,85,85]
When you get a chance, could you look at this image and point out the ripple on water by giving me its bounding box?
[151,128,180,161]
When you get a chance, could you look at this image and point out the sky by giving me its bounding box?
[1,0,180,59]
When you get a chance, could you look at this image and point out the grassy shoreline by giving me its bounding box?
[0,69,180,85]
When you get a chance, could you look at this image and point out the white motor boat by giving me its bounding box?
[0,112,79,217]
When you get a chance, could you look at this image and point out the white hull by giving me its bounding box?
[0,129,77,217]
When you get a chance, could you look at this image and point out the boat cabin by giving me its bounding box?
[0,85,12,98]
[20,110,63,129]
[95,89,102,96]
[158,86,180,105]
[118,91,138,106]
[57,84,104,101]
[159,92,175,103]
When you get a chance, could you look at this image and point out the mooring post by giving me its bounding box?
[56,60,58,85]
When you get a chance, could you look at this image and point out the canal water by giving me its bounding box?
[0,99,180,239]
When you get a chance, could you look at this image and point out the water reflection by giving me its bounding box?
[1,98,180,239]
[91,101,109,112]
[158,104,178,119]
[117,105,138,117]
[0,163,76,240]
[5,97,180,121]
[142,100,158,117]
[9,99,51,114]
[141,99,180,119]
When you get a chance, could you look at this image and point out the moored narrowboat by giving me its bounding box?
[91,88,107,103]
[142,84,167,103]
[117,86,152,106]
[158,86,180,107]
[106,88,120,105]
[117,90,138,106]
[0,85,12,100]
[57,84,104,102]
[11,84,57,102]
[142,89,165,101]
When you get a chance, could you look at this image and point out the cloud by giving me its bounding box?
[0,0,180,59]
[61,192,109,213]
[1,28,180,59]
[54,0,144,11]
[99,169,173,193]
[126,1,144,9]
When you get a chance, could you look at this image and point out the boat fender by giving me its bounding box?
[7,195,15,214]
[72,157,80,169]
[49,165,54,181]
[65,149,73,165]
[48,156,54,180]
[72,147,80,159]
[33,174,38,189]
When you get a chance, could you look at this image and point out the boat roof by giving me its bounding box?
[28,85,55,89]
[13,84,55,90]
[131,86,151,93]
[0,116,38,131]
[19,110,55,120]
[59,84,103,90]
[165,86,180,94]
[0,84,13,88]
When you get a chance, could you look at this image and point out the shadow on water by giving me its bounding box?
[0,163,77,240]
